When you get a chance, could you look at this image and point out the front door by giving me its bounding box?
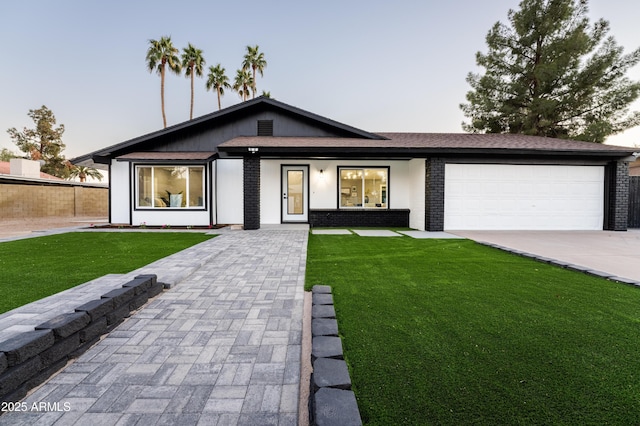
[282,165,308,222]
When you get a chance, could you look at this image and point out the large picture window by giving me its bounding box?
[136,165,205,209]
[339,167,388,208]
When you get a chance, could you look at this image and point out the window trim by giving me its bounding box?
[134,163,207,211]
[337,166,390,209]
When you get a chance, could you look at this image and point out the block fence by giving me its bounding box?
[0,182,108,218]
[0,274,163,406]
[310,285,362,426]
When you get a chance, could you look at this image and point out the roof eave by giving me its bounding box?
[218,146,636,158]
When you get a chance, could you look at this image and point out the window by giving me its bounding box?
[136,165,205,209]
[339,167,388,208]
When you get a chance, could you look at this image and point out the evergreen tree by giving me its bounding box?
[0,148,18,161]
[461,0,640,142]
[7,106,70,178]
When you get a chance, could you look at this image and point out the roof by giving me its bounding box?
[0,161,63,180]
[116,152,216,161]
[71,96,384,166]
[218,133,637,158]
[71,97,638,165]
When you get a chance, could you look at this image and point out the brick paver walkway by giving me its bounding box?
[0,228,308,425]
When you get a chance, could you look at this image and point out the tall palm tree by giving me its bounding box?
[242,45,267,99]
[233,69,253,102]
[181,43,206,120]
[146,36,181,128]
[206,64,231,111]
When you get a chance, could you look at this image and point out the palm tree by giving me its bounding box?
[68,165,103,182]
[242,45,267,99]
[233,69,253,102]
[146,36,182,128]
[206,64,231,111]
[181,43,206,120]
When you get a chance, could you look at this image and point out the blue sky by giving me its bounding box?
[1,0,639,159]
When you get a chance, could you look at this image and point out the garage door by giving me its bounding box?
[444,164,604,230]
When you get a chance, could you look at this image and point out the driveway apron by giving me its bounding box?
[0,229,307,426]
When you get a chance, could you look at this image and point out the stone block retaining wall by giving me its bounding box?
[310,285,362,426]
[0,274,162,406]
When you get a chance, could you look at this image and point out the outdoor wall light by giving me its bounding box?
[319,169,325,180]
[247,147,259,154]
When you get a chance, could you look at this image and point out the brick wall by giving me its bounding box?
[605,161,629,231]
[309,209,409,228]
[243,156,261,230]
[0,183,107,219]
[425,158,445,231]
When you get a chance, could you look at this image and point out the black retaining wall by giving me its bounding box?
[310,285,362,426]
[309,209,409,228]
[0,274,163,405]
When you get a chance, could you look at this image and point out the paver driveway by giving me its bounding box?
[0,228,307,426]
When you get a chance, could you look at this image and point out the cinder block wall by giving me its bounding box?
[0,183,108,218]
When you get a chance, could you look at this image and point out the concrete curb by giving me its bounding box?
[0,274,162,406]
[480,242,640,287]
[309,285,362,426]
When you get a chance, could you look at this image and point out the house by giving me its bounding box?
[71,97,637,231]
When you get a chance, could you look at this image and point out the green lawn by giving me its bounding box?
[306,233,640,425]
[0,232,215,314]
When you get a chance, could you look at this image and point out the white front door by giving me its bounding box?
[282,165,308,222]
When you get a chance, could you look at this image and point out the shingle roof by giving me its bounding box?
[218,133,636,156]
[376,133,635,152]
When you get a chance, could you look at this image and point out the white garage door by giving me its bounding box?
[444,164,604,230]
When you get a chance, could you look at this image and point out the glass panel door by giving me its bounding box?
[282,165,308,222]
[287,170,303,215]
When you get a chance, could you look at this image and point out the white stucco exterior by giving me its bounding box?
[215,159,244,225]
[110,160,130,224]
[408,159,426,230]
[260,159,414,225]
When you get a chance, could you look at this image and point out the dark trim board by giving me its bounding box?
[309,209,410,228]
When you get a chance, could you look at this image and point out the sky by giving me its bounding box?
[1,0,639,160]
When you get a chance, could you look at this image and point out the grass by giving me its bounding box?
[0,232,215,314]
[306,233,640,425]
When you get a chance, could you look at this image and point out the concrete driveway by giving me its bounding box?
[451,229,640,282]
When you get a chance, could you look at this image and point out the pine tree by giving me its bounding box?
[7,106,70,178]
[461,0,640,142]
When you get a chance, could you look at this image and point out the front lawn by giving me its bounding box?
[0,232,214,314]
[306,233,640,425]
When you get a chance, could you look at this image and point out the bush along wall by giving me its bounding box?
[0,274,162,405]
